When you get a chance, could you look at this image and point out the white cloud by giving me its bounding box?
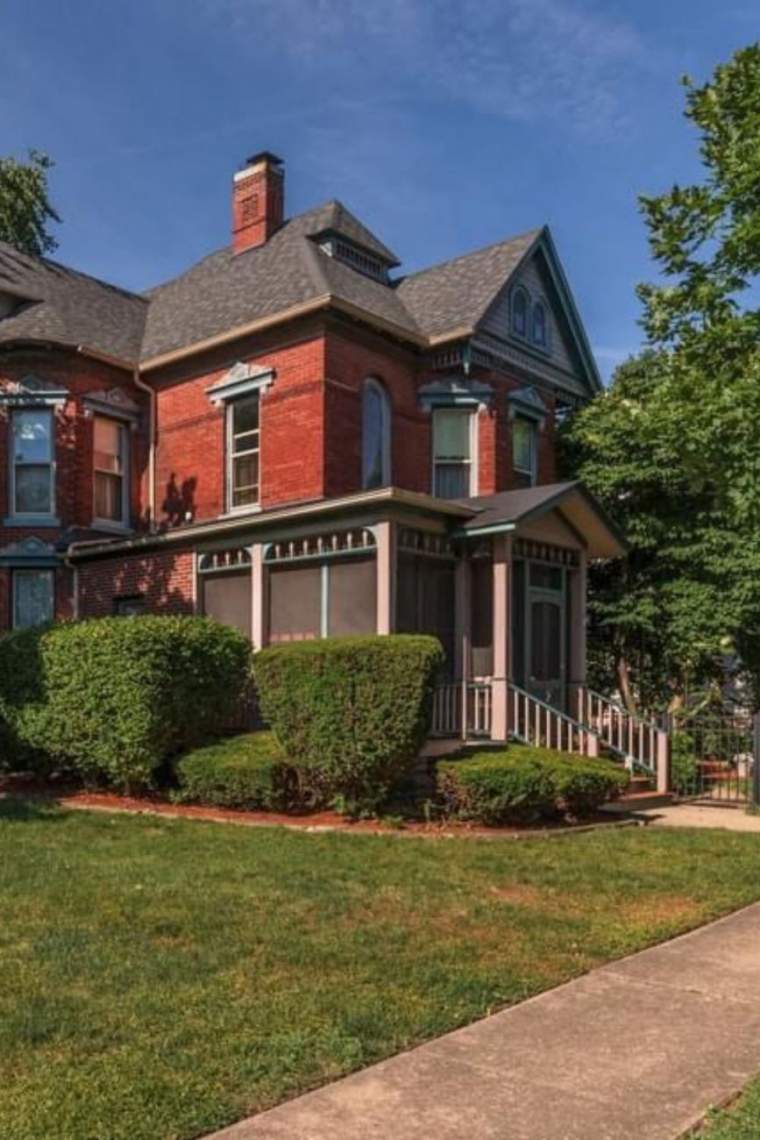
[200,0,645,137]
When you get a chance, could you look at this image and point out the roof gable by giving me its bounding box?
[478,228,601,395]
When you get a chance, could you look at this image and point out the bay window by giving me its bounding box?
[11,409,54,517]
[94,416,128,525]
[227,393,260,510]
[433,408,474,498]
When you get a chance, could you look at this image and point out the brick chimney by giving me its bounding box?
[232,151,284,254]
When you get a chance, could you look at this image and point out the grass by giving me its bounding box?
[3,803,760,1140]
[703,1081,760,1138]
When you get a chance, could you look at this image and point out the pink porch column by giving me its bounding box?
[569,549,588,688]
[375,521,395,635]
[491,534,512,741]
[250,542,268,650]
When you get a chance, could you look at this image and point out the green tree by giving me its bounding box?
[0,149,60,256]
[562,43,760,713]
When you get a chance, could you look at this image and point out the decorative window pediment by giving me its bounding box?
[418,376,494,413]
[83,387,141,426]
[0,536,59,567]
[0,374,69,408]
[507,386,547,424]
[207,361,275,406]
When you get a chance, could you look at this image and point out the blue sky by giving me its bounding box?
[2,1,756,379]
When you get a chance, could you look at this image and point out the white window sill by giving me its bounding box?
[219,505,263,520]
[92,519,133,534]
[3,515,61,528]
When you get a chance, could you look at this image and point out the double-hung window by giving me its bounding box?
[12,569,54,629]
[513,416,538,485]
[433,408,474,498]
[11,409,54,518]
[228,393,260,510]
[94,416,128,525]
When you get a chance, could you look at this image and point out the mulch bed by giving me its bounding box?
[0,773,636,840]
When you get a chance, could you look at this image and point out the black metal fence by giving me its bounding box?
[667,711,760,806]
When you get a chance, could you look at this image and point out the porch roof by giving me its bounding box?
[455,481,627,559]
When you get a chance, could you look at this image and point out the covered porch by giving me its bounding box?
[189,480,667,782]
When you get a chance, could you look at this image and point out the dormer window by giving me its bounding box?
[532,301,548,348]
[511,287,528,338]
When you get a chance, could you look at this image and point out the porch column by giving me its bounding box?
[251,542,269,651]
[491,533,512,741]
[454,556,471,679]
[569,549,588,686]
[375,521,396,635]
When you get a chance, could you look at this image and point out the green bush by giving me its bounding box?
[670,730,700,796]
[173,731,301,811]
[255,634,444,810]
[437,745,629,825]
[0,616,251,789]
[544,750,630,817]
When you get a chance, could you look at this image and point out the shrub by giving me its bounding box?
[255,634,444,810]
[543,751,630,817]
[173,731,301,811]
[670,730,700,796]
[0,616,251,789]
[437,745,629,825]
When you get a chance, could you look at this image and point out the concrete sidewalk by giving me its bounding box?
[209,902,760,1140]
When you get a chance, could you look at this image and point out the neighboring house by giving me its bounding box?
[0,150,627,746]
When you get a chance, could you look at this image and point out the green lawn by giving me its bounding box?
[4,803,760,1140]
[703,1082,760,1138]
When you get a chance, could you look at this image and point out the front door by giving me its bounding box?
[526,563,566,710]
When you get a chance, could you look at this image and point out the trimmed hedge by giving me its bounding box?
[173,731,299,811]
[437,745,629,825]
[0,616,252,789]
[255,634,444,809]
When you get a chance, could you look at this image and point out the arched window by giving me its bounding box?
[532,301,548,347]
[511,287,528,337]
[361,378,391,489]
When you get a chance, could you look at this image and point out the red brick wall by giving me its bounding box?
[77,548,195,618]
[324,325,429,496]
[152,333,327,525]
[0,350,150,627]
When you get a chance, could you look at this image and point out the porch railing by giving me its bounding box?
[431,680,493,739]
[570,685,669,789]
[508,682,600,757]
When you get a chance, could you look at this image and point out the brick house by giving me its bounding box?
[0,150,633,750]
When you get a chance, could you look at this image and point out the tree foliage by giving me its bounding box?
[0,149,60,256]
[561,44,760,712]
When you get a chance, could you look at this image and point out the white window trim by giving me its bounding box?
[225,393,262,516]
[431,407,479,498]
[93,415,130,531]
[7,407,58,525]
[361,377,392,490]
[12,567,55,630]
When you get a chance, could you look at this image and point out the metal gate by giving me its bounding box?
[669,712,760,806]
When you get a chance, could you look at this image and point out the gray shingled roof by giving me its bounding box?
[0,241,147,361]
[395,229,540,337]
[0,203,542,366]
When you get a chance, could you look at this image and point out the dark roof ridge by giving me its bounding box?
[0,240,147,306]
[395,226,543,286]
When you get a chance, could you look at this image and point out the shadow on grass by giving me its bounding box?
[0,795,65,823]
